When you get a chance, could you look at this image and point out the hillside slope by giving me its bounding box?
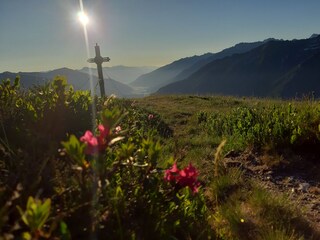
[158,36,320,98]
[130,53,214,93]
[170,39,274,84]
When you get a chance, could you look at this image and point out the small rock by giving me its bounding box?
[287,176,294,183]
[266,170,273,175]
[309,186,320,195]
[298,183,310,192]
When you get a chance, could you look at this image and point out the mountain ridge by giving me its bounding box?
[157,36,320,98]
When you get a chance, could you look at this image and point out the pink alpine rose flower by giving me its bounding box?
[97,124,109,151]
[98,124,109,138]
[178,163,199,192]
[80,130,98,154]
[80,124,110,155]
[164,162,179,182]
[164,162,201,193]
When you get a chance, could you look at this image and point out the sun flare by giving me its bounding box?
[78,11,89,26]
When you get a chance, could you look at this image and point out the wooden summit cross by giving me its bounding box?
[87,43,110,97]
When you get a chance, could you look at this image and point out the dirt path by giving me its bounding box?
[224,150,320,230]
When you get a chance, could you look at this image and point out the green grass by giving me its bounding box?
[135,95,320,169]
[258,228,304,240]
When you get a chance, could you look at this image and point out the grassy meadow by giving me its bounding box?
[1,77,320,239]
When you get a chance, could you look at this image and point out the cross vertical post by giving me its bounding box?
[87,43,110,97]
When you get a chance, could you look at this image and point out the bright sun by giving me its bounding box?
[78,11,89,26]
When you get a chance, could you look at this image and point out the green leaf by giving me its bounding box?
[26,196,34,210]
[37,199,51,229]
[61,135,87,167]
[17,205,29,226]
[22,232,32,240]
[60,221,71,240]
[17,196,51,232]
[116,186,123,198]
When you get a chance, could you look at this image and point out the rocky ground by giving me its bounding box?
[224,150,320,230]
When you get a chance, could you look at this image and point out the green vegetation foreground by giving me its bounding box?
[1,77,320,239]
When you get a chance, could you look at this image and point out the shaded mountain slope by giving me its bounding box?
[130,53,214,93]
[273,52,320,98]
[157,36,320,98]
[170,39,274,84]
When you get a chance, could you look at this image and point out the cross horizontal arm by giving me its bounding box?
[87,58,95,63]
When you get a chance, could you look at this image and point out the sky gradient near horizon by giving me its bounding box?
[0,0,319,72]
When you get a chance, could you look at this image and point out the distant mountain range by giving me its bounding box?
[130,39,275,94]
[0,66,157,97]
[0,68,136,97]
[157,35,320,98]
[79,65,157,84]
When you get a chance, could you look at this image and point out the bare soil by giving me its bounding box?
[224,149,320,230]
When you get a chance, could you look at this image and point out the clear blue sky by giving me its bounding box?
[0,0,319,72]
